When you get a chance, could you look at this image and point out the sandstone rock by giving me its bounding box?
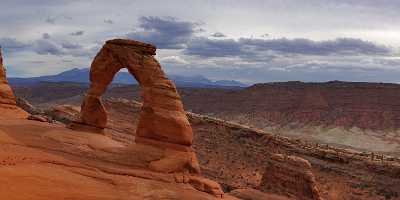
[0,119,238,200]
[260,154,323,200]
[49,105,80,123]
[72,39,193,147]
[229,188,295,200]
[69,39,222,196]
[28,114,49,122]
[0,47,17,105]
[16,97,42,114]
[0,47,29,119]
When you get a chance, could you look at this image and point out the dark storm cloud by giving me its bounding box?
[69,30,84,36]
[184,37,392,58]
[126,16,198,49]
[211,32,226,38]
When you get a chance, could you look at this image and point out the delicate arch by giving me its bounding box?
[72,39,193,148]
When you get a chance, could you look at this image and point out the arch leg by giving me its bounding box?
[128,56,194,147]
[75,46,122,129]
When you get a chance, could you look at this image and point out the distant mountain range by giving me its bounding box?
[8,68,247,88]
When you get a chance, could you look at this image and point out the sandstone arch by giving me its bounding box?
[71,39,194,149]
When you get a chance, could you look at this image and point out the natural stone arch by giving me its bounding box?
[71,39,194,149]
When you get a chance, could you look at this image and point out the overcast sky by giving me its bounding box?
[1,0,400,83]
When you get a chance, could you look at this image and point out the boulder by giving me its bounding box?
[260,154,323,200]
[49,105,80,123]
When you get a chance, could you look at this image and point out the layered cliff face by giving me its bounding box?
[179,81,400,131]
[15,81,400,131]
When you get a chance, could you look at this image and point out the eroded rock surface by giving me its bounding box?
[260,154,323,200]
[0,119,235,200]
[69,39,223,197]
[0,47,28,119]
[72,39,193,147]
[229,188,294,200]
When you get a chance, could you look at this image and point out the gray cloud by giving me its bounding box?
[0,37,31,52]
[0,36,94,57]
[261,34,269,38]
[163,56,400,84]
[42,33,51,39]
[104,19,114,24]
[126,16,198,49]
[184,37,243,57]
[240,38,391,55]
[33,39,64,55]
[0,1,399,83]
[45,16,56,24]
[184,37,392,58]
[69,30,84,36]
[211,32,226,38]
[61,59,73,63]
[61,41,82,49]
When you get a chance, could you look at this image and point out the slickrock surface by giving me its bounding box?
[0,119,238,200]
[260,154,323,200]
[0,47,28,119]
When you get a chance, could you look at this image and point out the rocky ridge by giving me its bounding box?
[177,81,400,130]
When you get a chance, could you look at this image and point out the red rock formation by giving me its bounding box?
[27,114,50,122]
[0,118,239,200]
[230,188,295,200]
[260,154,323,200]
[179,81,400,130]
[0,47,28,119]
[69,39,223,197]
[72,39,193,146]
[50,105,80,123]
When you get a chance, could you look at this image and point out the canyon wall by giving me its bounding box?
[181,81,400,130]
